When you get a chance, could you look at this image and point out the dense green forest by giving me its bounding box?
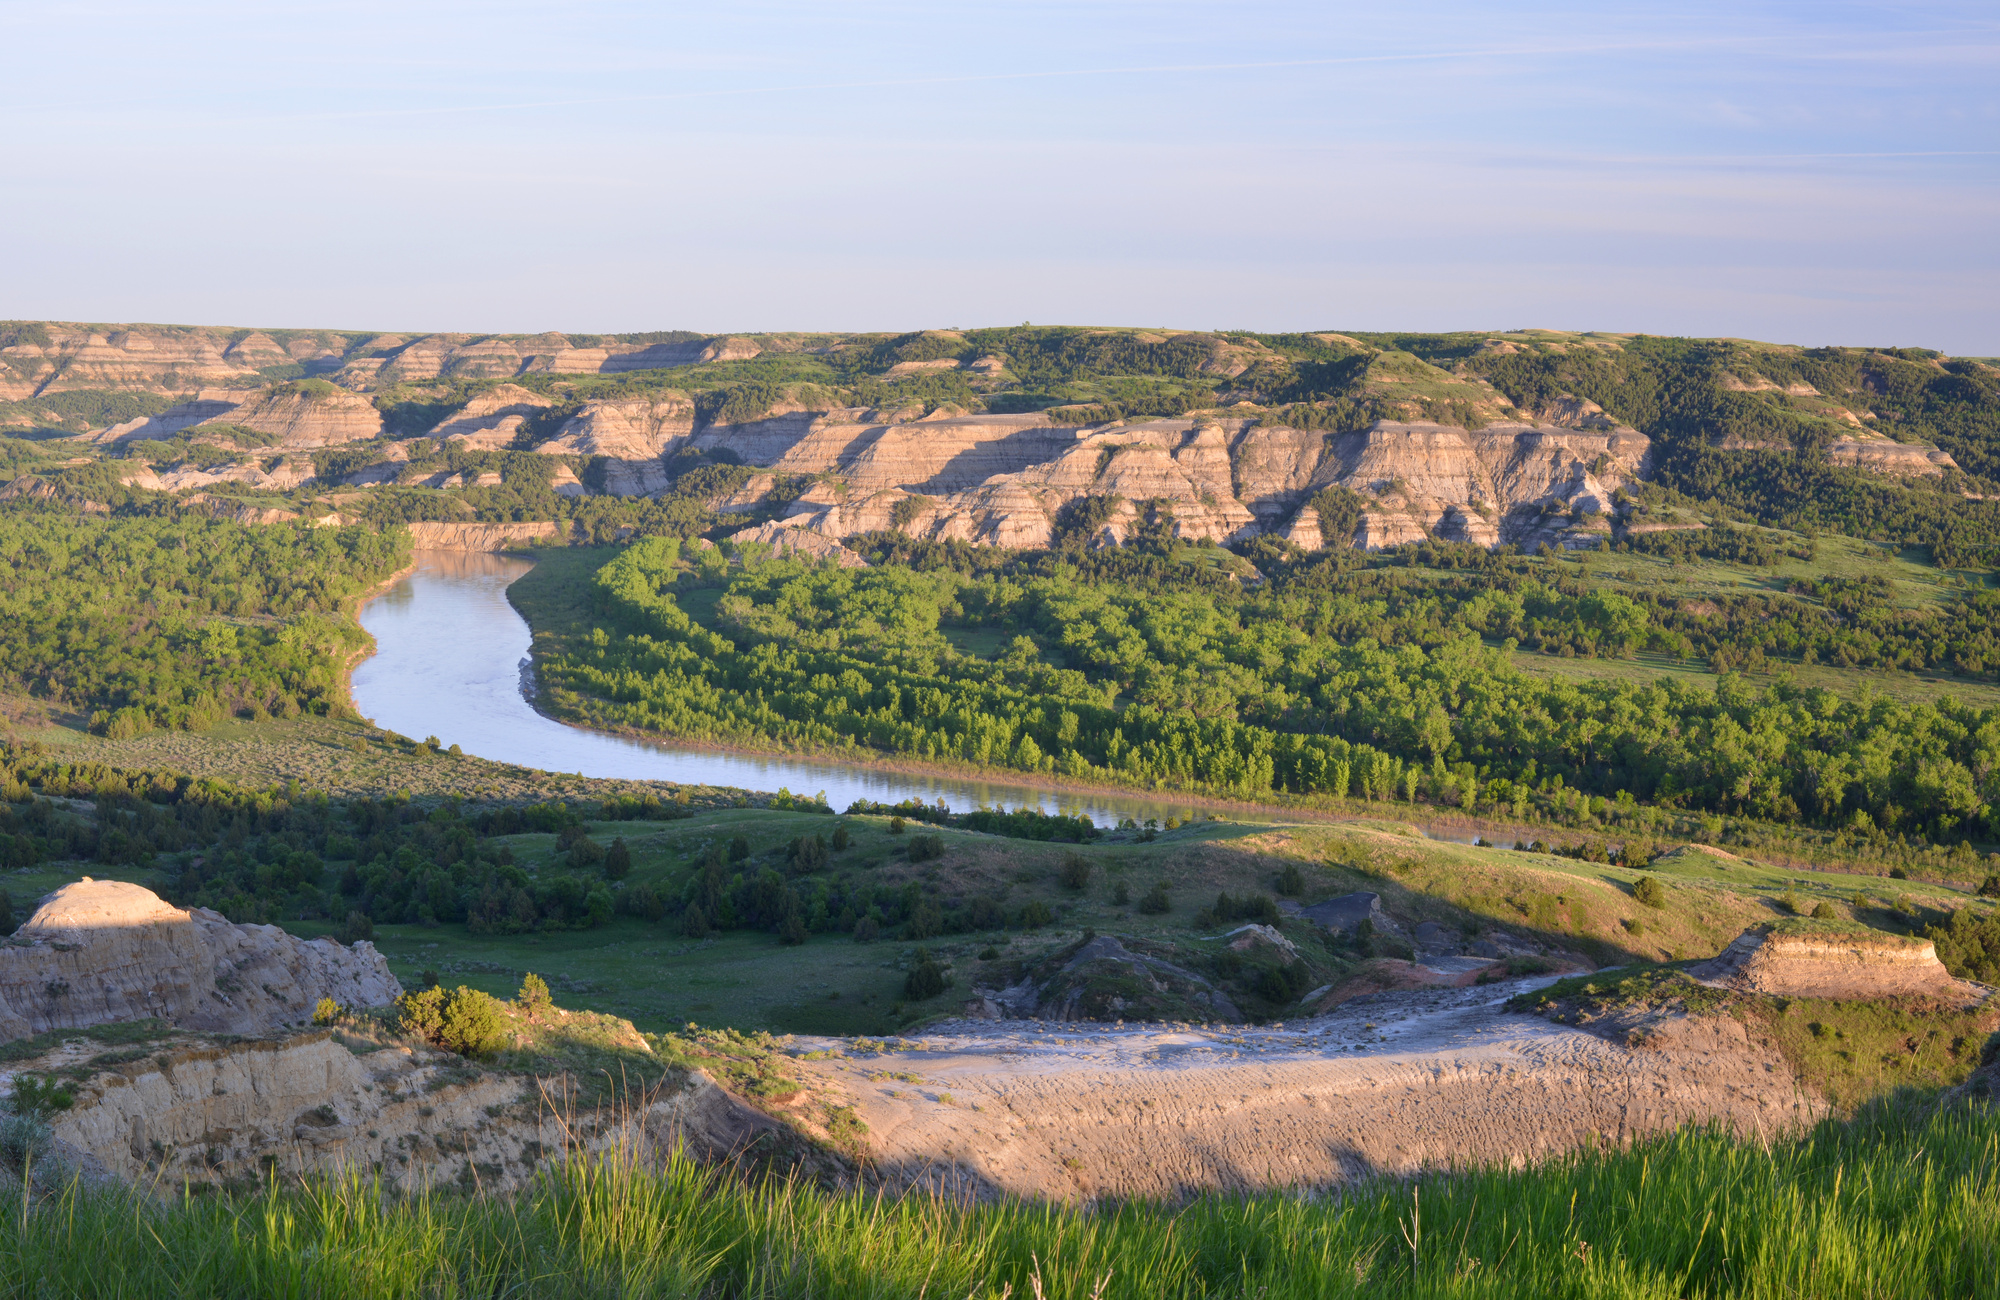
[0,509,407,734]
[545,538,2000,845]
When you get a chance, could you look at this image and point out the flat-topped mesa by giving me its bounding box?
[1687,923,1984,1003]
[0,879,401,1042]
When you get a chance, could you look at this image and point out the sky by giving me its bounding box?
[2,1,1996,350]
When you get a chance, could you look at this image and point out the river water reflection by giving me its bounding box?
[352,551,1272,828]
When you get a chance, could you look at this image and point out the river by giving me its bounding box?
[351,550,1266,828]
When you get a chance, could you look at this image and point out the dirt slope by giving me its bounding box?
[797,975,1816,1201]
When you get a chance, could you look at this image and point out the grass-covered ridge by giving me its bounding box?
[6,1101,1999,1298]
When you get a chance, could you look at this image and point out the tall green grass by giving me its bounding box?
[7,1100,1998,1298]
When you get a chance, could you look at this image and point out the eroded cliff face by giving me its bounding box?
[38,1030,782,1194]
[722,412,1647,554]
[0,880,400,1041]
[1688,927,1983,1002]
[91,386,383,449]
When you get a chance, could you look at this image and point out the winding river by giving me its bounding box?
[351,550,1258,827]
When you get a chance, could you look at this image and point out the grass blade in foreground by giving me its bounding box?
[2,1102,1996,1298]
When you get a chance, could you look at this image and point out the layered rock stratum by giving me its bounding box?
[0,880,400,1040]
[1687,925,1984,1002]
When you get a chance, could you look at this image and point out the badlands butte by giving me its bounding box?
[0,319,1983,557]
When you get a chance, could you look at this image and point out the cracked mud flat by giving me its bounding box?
[796,976,1819,1201]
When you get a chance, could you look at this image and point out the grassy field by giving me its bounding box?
[249,808,2000,1036]
[5,1098,1997,1298]
[1505,642,2000,709]
[7,706,751,807]
[1555,533,1982,608]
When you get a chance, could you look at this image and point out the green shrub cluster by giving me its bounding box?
[393,984,509,1057]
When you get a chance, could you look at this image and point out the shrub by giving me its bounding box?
[1812,901,1837,920]
[831,824,850,852]
[1018,900,1055,929]
[396,985,508,1057]
[626,884,666,923]
[1058,852,1091,891]
[9,1075,74,1117]
[683,903,710,939]
[1197,891,1280,928]
[1112,880,1130,906]
[888,817,905,835]
[779,909,808,946]
[730,835,750,863]
[907,833,944,863]
[311,997,343,1026]
[791,834,828,873]
[1137,881,1172,914]
[1631,876,1667,909]
[516,973,553,1019]
[853,916,880,943]
[568,836,606,871]
[905,900,944,940]
[1778,891,1805,915]
[1277,863,1305,897]
[339,910,374,945]
[904,952,947,1000]
[1978,874,2000,899]
[603,837,631,880]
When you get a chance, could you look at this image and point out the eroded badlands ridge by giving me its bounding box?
[4,321,1974,555]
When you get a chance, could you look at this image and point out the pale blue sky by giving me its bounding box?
[3,1,1995,350]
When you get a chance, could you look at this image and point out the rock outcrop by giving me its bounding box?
[1827,439,1959,476]
[965,934,1245,1023]
[95,386,382,449]
[0,880,400,1042]
[39,1026,786,1193]
[724,520,868,568]
[1687,925,1984,1002]
[405,521,560,551]
[428,383,551,448]
[536,392,697,496]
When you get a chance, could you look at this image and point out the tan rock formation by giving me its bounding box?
[405,521,560,551]
[538,392,697,496]
[1688,925,1983,1002]
[1827,439,1958,476]
[1278,505,1324,549]
[429,383,551,449]
[725,520,869,568]
[45,1029,780,1194]
[0,880,399,1042]
[100,386,381,449]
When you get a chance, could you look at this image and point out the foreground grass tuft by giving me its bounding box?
[5,1100,2000,1297]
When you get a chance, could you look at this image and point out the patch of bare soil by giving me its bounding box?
[793,975,1817,1201]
